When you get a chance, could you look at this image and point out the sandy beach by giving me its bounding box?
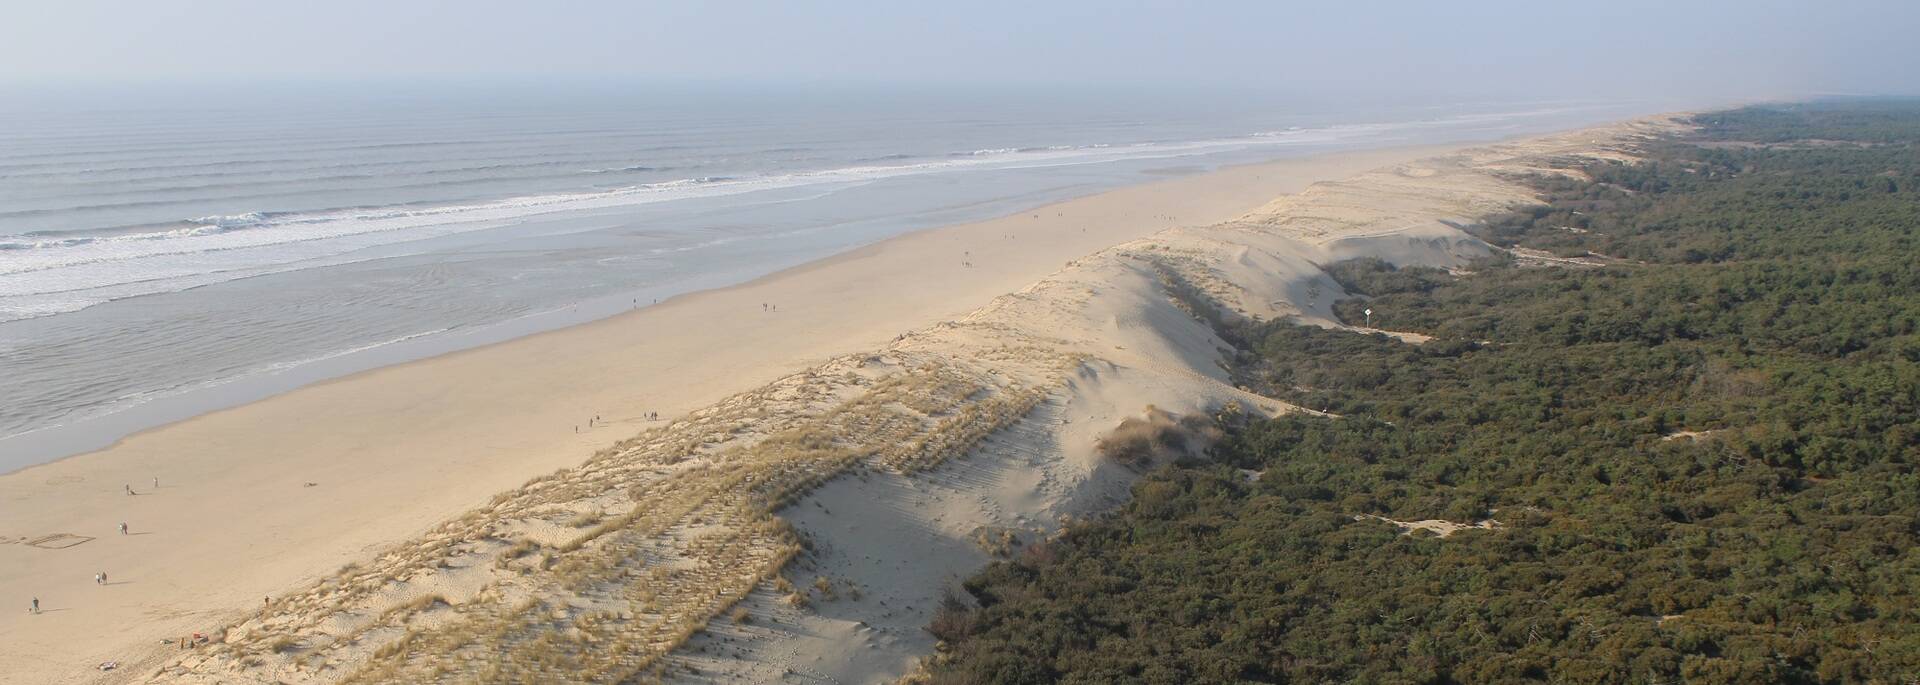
[0,145,1455,683]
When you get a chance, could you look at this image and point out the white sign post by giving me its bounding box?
[1364,307,1373,327]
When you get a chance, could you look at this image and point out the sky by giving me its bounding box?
[3,0,1917,99]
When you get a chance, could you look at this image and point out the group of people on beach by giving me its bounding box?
[28,479,156,615]
[577,411,663,433]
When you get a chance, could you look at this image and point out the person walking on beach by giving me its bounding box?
[153,477,159,489]
[30,597,38,614]
[119,522,128,535]
[94,572,104,585]
[125,484,134,496]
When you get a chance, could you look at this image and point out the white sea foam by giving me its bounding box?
[0,96,1655,470]
[0,106,1596,323]
[0,128,1346,319]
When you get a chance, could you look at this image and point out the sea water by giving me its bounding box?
[0,82,1664,469]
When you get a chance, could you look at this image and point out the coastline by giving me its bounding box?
[0,143,1458,683]
[0,101,1674,473]
[0,143,1434,474]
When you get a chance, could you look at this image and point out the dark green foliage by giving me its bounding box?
[1693,98,1920,144]
[922,103,1920,684]
[1322,257,1452,297]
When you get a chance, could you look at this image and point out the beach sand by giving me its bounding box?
[0,145,1453,683]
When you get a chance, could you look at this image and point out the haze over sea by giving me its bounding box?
[0,83,1656,469]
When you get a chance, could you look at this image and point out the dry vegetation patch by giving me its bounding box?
[152,327,1078,684]
[1094,405,1223,470]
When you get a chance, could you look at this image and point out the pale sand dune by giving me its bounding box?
[665,117,1685,684]
[1355,514,1501,538]
[0,146,1446,683]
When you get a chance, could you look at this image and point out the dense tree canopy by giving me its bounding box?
[920,102,1920,684]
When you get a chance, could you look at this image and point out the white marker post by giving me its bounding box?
[1364,307,1373,327]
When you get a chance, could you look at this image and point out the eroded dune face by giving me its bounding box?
[148,117,1681,684]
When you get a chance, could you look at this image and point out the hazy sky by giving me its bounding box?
[4,0,1917,98]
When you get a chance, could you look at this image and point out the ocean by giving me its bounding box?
[0,83,1658,470]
